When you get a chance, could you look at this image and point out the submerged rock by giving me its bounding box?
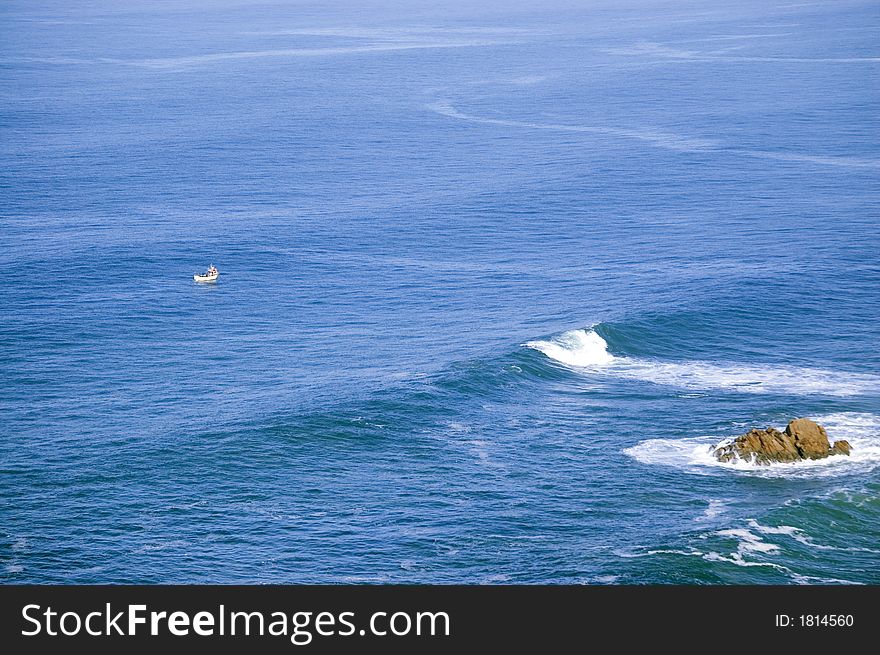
[713,418,852,465]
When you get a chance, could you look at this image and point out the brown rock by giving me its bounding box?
[784,418,829,460]
[831,440,852,456]
[712,418,852,465]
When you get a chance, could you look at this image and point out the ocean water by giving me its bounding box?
[2,0,879,584]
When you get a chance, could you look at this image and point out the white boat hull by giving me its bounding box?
[194,273,219,283]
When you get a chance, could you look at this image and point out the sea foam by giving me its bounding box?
[624,413,880,478]
[525,328,880,397]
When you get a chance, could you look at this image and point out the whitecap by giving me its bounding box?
[790,573,863,585]
[617,543,790,572]
[746,520,801,537]
[526,328,880,397]
[715,528,780,554]
[524,328,613,367]
[748,519,880,554]
[613,547,703,559]
[701,551,789,570]
[697,499,727,521]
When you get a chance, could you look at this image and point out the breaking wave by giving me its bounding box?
[524,329,614,367]
[525,328,880,397]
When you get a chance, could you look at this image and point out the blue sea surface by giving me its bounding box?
[2,0,879,583]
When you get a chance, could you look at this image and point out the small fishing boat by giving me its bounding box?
[194,265,219,283]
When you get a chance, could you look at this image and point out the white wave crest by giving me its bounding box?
[524,329,614,367]
[525,328,880,397]
[715,528,780,554]
[696,499,727,521]
[624,413,880,478]
[617,524,867,583]
[748,519,880,554]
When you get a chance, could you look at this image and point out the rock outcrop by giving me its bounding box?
[713,418,852,465]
